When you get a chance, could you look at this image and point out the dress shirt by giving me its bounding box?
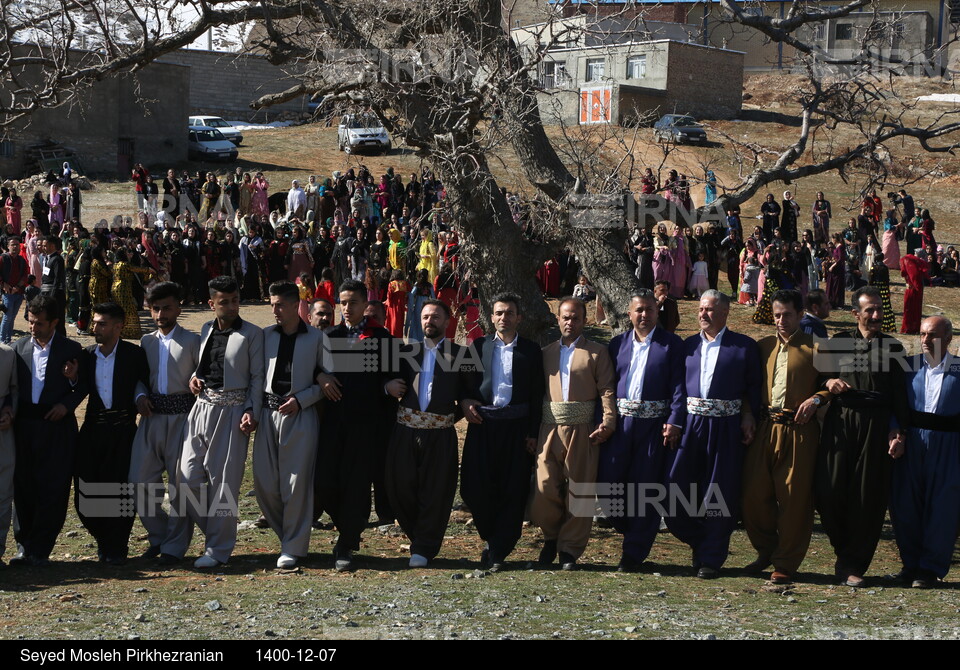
[770,330,798,409]
[419,337,444,412]
[627,327,656,401]
[559,336,581,402]
[491,333,516,407]
[699,327,726,398]
[922,354,948,414]
[156,326,179,395]
[95,345,117,409]
[31,334,54,404]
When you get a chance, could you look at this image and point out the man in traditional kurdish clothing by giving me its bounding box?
[889,315,960,589]
[460,293,544,572]
[385,299,479,568]
[254,281,331,570]
[181,276,264,569]
[601,290,685,572]
[741,290,831,584]
[129,282,200,566]
[532,297,616,571]
[815,285,908,587]
[666,289,761,579]
[73,302,150,565]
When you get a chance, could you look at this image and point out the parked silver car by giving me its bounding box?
[338,114,391,154]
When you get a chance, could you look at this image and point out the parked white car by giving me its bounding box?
[188,126,238,162]
[188,115,243,146]
[338,113,391,154]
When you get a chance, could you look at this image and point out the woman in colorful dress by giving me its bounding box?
[285,226,314,281]
[384,269,409,338]
[252,172,270,219]
[110,248,156,339]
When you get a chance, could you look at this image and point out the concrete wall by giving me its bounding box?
[156,49,309,122]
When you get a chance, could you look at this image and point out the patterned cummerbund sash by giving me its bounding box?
[199,387,247,407]
[396,406,455,429]
[149,392,195,415]
[477,403,529,422]
[687,397,741,418]
[617,398,669,419]
[264,393,287,412]
[542,400,595,426]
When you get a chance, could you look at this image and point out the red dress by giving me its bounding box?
[536,258,561,297]
[314,280,336,305]
[899,254,930,334]
[385,279,409,338]
[435,278,459,339]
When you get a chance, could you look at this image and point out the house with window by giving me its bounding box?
[514,17,744,125]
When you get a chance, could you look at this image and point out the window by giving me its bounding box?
[812,24,825,41]
[542,61,569,89]
[835,23,853,40]
[585,58,605,82]
[627,54,646,79]
[0,140,12,158]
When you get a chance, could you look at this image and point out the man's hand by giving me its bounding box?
[888,429,905,459]
[794,397,820,425]
[44,403,68,421]
[385,379,407,400]
[278,397,300,416]
[136,395,153,418]
[189,376,204,395]
[0,406,14,431]
[741,413,756,445]
[662,423,682,449]
[62,358,78,383]
[825,378,851,395]
[589,423,612,446]
[317,373,343,401]
[462,399,483,424]
[240,411,258,435]
[525,437,538,455]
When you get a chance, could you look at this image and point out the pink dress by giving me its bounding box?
[252,178,270,218]
[668,230,689,299]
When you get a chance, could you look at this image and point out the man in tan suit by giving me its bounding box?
[742,289,830,584]
[130,282,201,565]
[532,297,616,570]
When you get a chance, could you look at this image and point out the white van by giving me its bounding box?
[188,116,243,146]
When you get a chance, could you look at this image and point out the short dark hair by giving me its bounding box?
[45,235,61,249]
[92,301,126,323]
[268,280,299,303]
[654,280,671,291]
[146,281,181,305]
[338,279,367,300]
[630,289,656,303]
[805,288,828,310]
[557,296,587,320]
[311,298,333,311]
[491,292,522,315]
[208,275,239,297]
[422,298,451,319]
[771,289,803,313]
[852,285,882,308]
[366,300,387,322]
[27,294,58,322]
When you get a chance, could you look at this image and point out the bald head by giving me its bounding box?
[920,315,953,367]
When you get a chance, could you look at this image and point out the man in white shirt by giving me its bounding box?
[129,282,201,565]
[286,180,306,221]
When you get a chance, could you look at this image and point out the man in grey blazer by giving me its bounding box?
[254,281,331,569]
[129,282,201,565]
[181,276,264,569]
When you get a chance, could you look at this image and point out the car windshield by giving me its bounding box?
[670,116,698,127]
[193,129,225,141]
[346,115,381,129]
[206,119,230,128]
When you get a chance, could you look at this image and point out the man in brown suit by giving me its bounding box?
[741,289,831,584]
[532,297,616,570]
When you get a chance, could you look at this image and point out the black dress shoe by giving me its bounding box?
[911,569,938,589]
[697,566,719,579]
[104,555,128,566]
[488,562,506,573]
[8,551,27,566]
[559,551,577,571]
[26,556,50,567]
[333,545,354,573]
[480,548,490,568]
[538,540,557,567]
[617,556,643,573]
[156,553,181,566]
[140,545,162,560]
[885,567,916,585]
[253,515,270,529]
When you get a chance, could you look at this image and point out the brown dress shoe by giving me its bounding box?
[770,570,793,584]
[842,573,864,588]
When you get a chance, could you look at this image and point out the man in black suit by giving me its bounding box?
[39,235,67,336]
[10,295,87,566]
[315,279,395,572]
[460,293,544,571]
[72,302,149,565]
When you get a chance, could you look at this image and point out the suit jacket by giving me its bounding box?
[195,317,265,416]
[756,331,830,412]
[608,326,686,428]
[0,343,17,415]
[84,340,150,418]
[325,322,394,418]
[397,338,478,418]
[683,329,762,419]
[473,334,545,439]
[901,353,960,420]
[13,332,88,412]
[799,313,828,339]
[137,325,201,397]
[263,323,331,411]
[542,336,616,432]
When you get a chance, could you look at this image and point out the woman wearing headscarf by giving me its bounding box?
[252,172,270,218]
[881,209,902,270]
[416,228,439,283]
[387,227,406,273]
[111,247,156,339]
[780,190,800,243]
[286,225,314,282]
[4,188,22,235]
[404,269,435,341]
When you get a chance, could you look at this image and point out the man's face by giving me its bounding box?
[28,311,56,342]
[558,301,584,341]
[814,299,832,320]
[629,296,658,335]
[37,239,46,255]
[854,293,883,335]
[364,303,386,325]
[653,284,667,300]
[7,239,19,256]
[91,313,122,346]
[491,301,521,338]
[209,290,240,323]
[150,296,181,331]
[310,301,334,330]
[772,300,800,340]
[339,290,366,326]
[920,318,951,361]
[699,296,728,333]
[421,304,448,340]
[270,294,300,329]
